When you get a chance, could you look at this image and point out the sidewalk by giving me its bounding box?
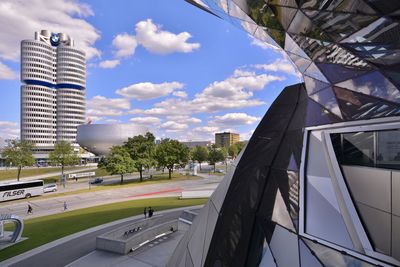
[2,205,204,267]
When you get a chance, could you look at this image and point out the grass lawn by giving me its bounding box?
[9,172,200,203]
[0,197,207,262]
[0,166,94,182]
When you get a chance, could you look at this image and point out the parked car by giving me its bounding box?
[43,184,57,193]
[90,177,103,184]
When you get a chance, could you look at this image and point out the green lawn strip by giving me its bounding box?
[0,166,94,182]
[7,173,200,203]
[0,197,207,262]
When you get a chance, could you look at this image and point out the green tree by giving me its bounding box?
[49,141,79,183]
[235,141,248,154]
[190,145,209,170]
[208,145,226,172]
[103,146,135,184]
[2,140,35,181]
[228,144,239,158]
[124,132,156,182]
[155,139,189,179]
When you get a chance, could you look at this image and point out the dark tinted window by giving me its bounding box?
[331,129,400,170]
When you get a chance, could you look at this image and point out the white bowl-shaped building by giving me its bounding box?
[77,124,148,156]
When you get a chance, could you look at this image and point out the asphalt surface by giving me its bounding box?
[8,210,183,267]
[0,172,221,220]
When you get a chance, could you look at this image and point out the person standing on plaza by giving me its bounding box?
[143,207,147,219]
[27,204,32,214]
[64,201,68,211]
[148,207,154,218]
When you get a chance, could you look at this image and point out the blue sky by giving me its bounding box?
[0,0,301,141]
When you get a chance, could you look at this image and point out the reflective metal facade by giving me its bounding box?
[76,124,149,156]
[21,30,86,150]
[168,1,400,266]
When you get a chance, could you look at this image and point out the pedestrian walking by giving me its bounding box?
[27,204,32,214]
[144,207,147,219]
[63,201,68,211]
[148,207,154,218]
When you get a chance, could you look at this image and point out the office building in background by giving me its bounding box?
[21,30,86,157]
[215,132,239,148]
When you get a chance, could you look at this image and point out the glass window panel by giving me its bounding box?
[357,202,391,255]
[287,52,312,73]
[376,130,400,169]
[306,180,354,248]
[304,62,329,83]
[299,239,323,267]
[393,215,400,261]
[305,98,342,127]
[303,238,375,267]
[288,10,332,41]
[284,33,310,58]
[342,132,374,167]
[267,0,297,8]
[334,0,376,15]
[333,86,400,120]
[269,225,299,267]
[337,71,400,103]
[271,6,297,30]
[302,10,378,42]
[317,63,370,84]
[303,75,330,95]
[309,87,342,118]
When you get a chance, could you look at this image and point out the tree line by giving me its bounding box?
[1,133,247,183]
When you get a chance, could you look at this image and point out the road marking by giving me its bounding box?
[127,188,182,198]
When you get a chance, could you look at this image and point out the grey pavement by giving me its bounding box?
[0,173,222,220]
[2,207,199,267]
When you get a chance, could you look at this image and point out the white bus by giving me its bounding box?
[0,180,44,202]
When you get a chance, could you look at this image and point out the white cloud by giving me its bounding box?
[253,59,300,77]
[99,59,120,69]
[130,116,161,125]
[160,121,188,132]
[211,113,260,126]
[192,126,219,133]
[172,90,188,98]
[87,95,130,117]
[0,61,17,79]
[116,81,184,100]
[0,0,101,61]
[0,121,19,139]
[250,36,277,51]
[112,33,137,58]
[166,115,201,124]
[0,121,17,127]
[135,19,200,54]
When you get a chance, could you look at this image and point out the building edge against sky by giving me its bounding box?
[168,1,400,267]
[20,30,86,159]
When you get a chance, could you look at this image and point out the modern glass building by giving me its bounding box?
[21,30,86,155]
[169,1,400,266]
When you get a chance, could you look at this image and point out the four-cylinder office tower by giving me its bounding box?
[20,30,86,155]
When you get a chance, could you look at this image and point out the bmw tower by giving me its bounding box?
[21,30,86,157]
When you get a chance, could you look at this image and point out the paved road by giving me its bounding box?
[0,173,222,220]
[7,210,183,267]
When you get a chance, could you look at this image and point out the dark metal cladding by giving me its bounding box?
[168,1,400,266]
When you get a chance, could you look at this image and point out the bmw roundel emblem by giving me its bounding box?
[50,33,60,46]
